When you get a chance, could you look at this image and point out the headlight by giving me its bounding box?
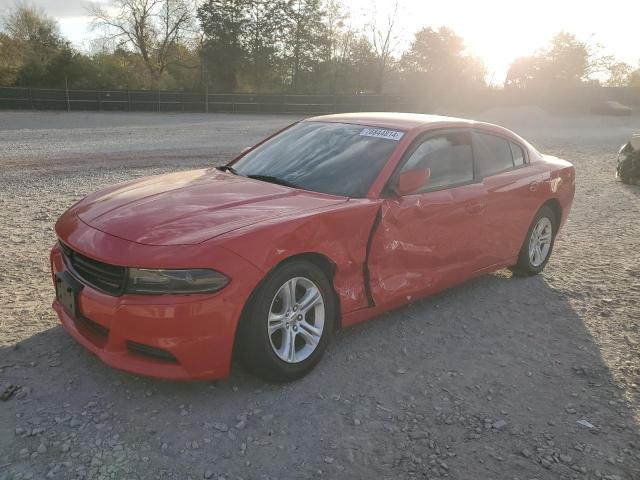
[126,268,229,295]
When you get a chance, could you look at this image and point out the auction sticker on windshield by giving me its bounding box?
[359,127,405,141]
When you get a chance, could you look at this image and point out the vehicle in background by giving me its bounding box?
[617,134,640,184]
[591,100,633,116]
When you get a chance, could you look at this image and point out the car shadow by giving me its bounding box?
[0,271,638,479]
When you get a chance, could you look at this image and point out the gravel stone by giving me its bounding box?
[212,423,229,432]
[491,420,507,430]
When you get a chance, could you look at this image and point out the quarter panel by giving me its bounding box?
[480,165,545,264]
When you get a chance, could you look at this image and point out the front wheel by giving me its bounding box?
[510,205,557,276]
[237,260,335,382]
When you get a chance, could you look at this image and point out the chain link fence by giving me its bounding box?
[1,85,638,114]
[0,87,425,114]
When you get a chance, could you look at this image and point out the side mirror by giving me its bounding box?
[394,168,430,196]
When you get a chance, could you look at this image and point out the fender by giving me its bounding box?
[216,199,382,316]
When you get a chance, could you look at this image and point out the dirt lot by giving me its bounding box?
[0,109,638,480]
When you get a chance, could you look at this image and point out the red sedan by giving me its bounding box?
[51,113,575,382]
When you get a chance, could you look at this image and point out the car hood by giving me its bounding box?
[73,168,347,246]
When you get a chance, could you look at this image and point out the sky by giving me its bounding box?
[4,0,640,85]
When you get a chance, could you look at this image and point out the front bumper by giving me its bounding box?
[50,240,262,381]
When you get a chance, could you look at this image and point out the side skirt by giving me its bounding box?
[341,259,517,329]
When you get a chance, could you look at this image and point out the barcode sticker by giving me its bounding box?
[359,127,405,141]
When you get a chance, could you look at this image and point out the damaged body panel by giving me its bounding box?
[368,183,489,306]
[218,199,382,316]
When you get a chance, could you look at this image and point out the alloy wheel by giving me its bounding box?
[267,277,325,363]
[528,216,553,267]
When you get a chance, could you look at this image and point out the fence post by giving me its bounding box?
[28,88,34,110]
[97,90,101,111]
[157,89,160,113]
[205,84,209,114]
[127,90,131,112]
[65,76,71,112]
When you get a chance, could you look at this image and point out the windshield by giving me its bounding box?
[232,121,404,197]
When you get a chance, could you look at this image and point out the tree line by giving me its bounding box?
[0,1,638,94]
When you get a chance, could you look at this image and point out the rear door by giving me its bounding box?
[472,131,540,265]
[367,129,489,307]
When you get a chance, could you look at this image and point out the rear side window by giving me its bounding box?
[474,132,514,177]
[400,131,473,191]
[510,142,526,166]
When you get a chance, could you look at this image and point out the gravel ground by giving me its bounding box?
[0,109,639,480]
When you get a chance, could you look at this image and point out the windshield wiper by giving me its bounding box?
[218,167,300,189]
[247,174,301,189]
[217,165,239,175]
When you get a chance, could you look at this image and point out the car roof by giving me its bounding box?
[305,112,475,131]
[305,112,530,146]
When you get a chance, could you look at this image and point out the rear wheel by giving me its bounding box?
[510,205,557,276]
[237,260,335,382]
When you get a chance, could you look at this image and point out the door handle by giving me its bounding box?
[465,200,486,215]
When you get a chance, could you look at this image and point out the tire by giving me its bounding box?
[510,205,557,277]
[617,166,631,184]
[237,260,336,382]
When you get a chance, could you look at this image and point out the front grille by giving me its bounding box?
[60,242,127,296]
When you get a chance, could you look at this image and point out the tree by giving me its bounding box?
[367,1,400,93]
[605,61,633,87]
[0,5,90,88]
[91,0,194,86]
[2,4,63,49]
[197,0,249,91]
[87,48,151,89]
[317,0,347,93]
[243,0,285,91]
[401,27,486,93]
[505,32,612,88]
[629,66,640,88]
[0,5,64,84]
[542,32,590,83]
[505,56,544,89]
[283,0,328,92]
[0,32,22,85]
[602,60,640,88]
[341,34,377,93]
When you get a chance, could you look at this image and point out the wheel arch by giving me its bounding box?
[540,197,562,228]
[231,251,342,360]
[514,197,563,265]
[282,252,341,326]
[261,252,341,326]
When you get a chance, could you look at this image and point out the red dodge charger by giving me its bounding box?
[51,113,575,382]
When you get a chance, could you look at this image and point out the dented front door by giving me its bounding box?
[367,182,489,307]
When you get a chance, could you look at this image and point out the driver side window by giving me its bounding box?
[400,130,474,192]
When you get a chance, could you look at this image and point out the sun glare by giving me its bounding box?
[350,0,639,84]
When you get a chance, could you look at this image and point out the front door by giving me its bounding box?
[367,129,489,307]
